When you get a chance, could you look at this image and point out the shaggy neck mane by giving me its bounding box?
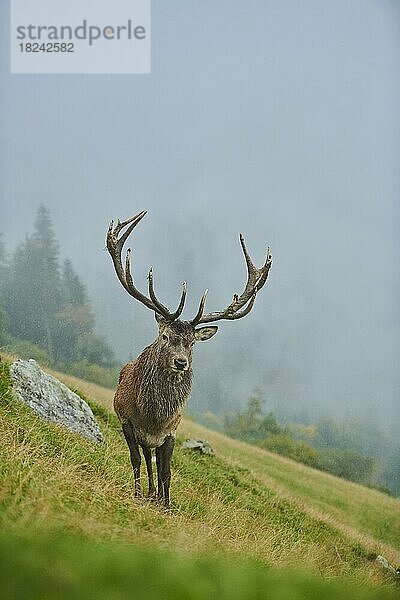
[135,342,193,419]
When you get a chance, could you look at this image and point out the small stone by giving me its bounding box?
[182,438,214,455]
[9,359,103,444]
[376,555,400,578]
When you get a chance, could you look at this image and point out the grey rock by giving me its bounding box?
[9,359,103,444]
[376,555,400,579]
[181,438,214,455]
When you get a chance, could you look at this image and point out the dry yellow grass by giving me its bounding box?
[30,357,399,564]
[180,420,400,565]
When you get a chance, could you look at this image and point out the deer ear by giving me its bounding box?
[194,326,218,341]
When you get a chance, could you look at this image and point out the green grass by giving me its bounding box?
[1,530,397,600]
[179,420,400,555]
[1,357,399,598]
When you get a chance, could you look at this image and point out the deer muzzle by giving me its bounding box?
[173,357,189,371]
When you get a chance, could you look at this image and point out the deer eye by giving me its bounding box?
[162,334,169,342]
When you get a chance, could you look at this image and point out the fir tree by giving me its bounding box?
[0,234,8,344]
[4,205,116,368]
[61,259,88,306]
[5,206,62,361]
[0,233,7,287]
[5,236,38,343]
[55,257,95,364]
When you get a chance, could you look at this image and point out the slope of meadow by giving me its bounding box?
[0,354,399,599]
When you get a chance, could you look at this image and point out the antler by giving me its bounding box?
[191,235,272,326]
[106,211,187,321]
[107,211,272,326]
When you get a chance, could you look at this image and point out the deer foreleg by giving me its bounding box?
[156,435,175,509]
[156,445,163,501]
[142,445,156,498]
[122,421,142,498]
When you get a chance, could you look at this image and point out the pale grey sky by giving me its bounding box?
[1,1,399,430]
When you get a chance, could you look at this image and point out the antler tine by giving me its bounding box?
[124,249,167,314]
[236,234,264,303]
[254,246,273,293]
[114,211,146,238]
[191,234,272,325]
[107,210,173,320]
[228,290,257,320]
[190,289,208,326]
[107,211,147,257]
[239,234,257,277]
[148,268,188,321]
[170,282,187,320]
[106,217,142,297]
[116,218,145,255]
[148,268,174,317]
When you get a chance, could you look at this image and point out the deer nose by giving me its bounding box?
[174,357,188,370]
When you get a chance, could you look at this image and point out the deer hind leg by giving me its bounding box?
[142,445,156,498]
[122,421,142,498]
[156,435,175,509]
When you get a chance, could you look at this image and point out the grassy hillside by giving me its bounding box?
[0,354,399,599]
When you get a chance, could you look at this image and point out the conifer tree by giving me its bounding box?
[0,234,7,286]
[32,204,63,360]
[61,259,88,306]
[0,234,8,344]
[55,258,95,364]
[4,205,116,367]
[5,206,62,360]
[5,236,37,343]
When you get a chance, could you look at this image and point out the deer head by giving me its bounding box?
[151,320,217,374]
[106,210,272,365]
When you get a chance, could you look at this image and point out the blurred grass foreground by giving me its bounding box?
[0,531,396,600]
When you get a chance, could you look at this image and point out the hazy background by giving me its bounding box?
[1,1,399,431]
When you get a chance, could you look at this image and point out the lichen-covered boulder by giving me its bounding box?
[9,359,103,444]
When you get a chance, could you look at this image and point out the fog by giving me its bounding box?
[1,1,399,431]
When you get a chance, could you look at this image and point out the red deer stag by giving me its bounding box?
[106,210,272,508]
